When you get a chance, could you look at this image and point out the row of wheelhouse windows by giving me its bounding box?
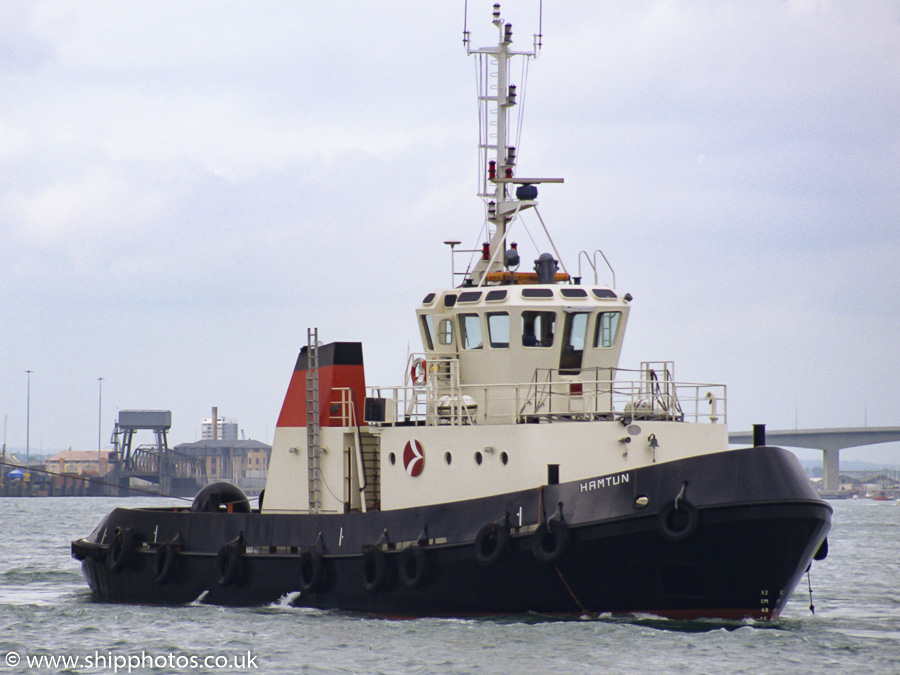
[421,310,622,352]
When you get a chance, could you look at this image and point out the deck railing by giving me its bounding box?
[364,359,726,427]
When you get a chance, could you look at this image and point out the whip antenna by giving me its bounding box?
[462,0,470,49]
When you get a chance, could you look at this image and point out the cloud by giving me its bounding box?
[0,1,897,458]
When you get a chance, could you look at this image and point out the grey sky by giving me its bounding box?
[2,1,898,463]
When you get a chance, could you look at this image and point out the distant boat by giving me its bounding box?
[871,492,891,501]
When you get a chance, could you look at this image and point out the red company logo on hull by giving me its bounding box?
[403,440,425,477]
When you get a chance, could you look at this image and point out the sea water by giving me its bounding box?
[0,497,897,674]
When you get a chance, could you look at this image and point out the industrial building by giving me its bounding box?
[200,417,239,440]
[173,439,271,495]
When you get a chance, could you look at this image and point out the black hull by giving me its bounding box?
[73,446,831,620]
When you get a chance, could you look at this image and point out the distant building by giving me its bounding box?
[174,439,270,494]
[46,450,113,476]
[201,417,239,440]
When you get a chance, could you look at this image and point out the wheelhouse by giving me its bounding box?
[416,285,630,387]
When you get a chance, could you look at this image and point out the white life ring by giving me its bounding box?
[410,358,427,386]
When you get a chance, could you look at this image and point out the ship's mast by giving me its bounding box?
[464,3,563,286]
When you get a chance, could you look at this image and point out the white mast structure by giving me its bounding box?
[463,3,563,286]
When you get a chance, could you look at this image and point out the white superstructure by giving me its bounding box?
[262,5,728,516]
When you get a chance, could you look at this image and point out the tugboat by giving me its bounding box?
[73,5,830,620]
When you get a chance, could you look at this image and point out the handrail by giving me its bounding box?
[367,359,726,428]
[577,249,615,287]
[330,387,368,510]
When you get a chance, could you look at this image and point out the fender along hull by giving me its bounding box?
[73,446,831,620]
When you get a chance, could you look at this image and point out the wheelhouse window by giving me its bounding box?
[420,314,435,350]
[487,312,509,348]
[560,311,590,373]
[438,318,453,345]
[563,312,589,351]
[459,314,483,350]
[594,312,621,348]
[521,311,556,347]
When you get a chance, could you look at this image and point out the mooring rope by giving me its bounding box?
[554,565,591,617]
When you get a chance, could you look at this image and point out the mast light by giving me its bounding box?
[505,243,520,269]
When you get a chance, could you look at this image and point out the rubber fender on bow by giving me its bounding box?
[813,537,828,561]
[107,527,138,573]
[532,518,570,564]
[398,545,429,589]
[215,541,244,587]
[191,481,251,513]
[360,547,389,592]
[153,543,179,585]
[657,499,699,542]
[298,549,326,593]
[474,522,511,566]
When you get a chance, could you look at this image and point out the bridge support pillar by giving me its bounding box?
[822,447,840,493]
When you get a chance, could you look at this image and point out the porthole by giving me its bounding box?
[389,452,396,466]
[500,452,509,465]
[444,451,452,465]
[474,451,483,465]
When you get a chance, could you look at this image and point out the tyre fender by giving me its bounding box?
[657,499,699,542]
[398,545,429,589]
[298,548,326,593]
[153,543,179,585]
[215,541,244,586]
[360,547,388,592]
[474,522,510,566]
[107,528,137,573]
[191,481,251,513]
[532,518,570,564]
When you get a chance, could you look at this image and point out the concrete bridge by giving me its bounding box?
[729,427,900,493]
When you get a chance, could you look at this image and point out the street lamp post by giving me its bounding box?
[25,370,32,468]
[98,377,104,474]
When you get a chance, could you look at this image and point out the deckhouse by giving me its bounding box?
[414,281,630,423]
[260,4,729,517]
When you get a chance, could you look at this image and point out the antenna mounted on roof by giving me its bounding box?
[463,1,544,55]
